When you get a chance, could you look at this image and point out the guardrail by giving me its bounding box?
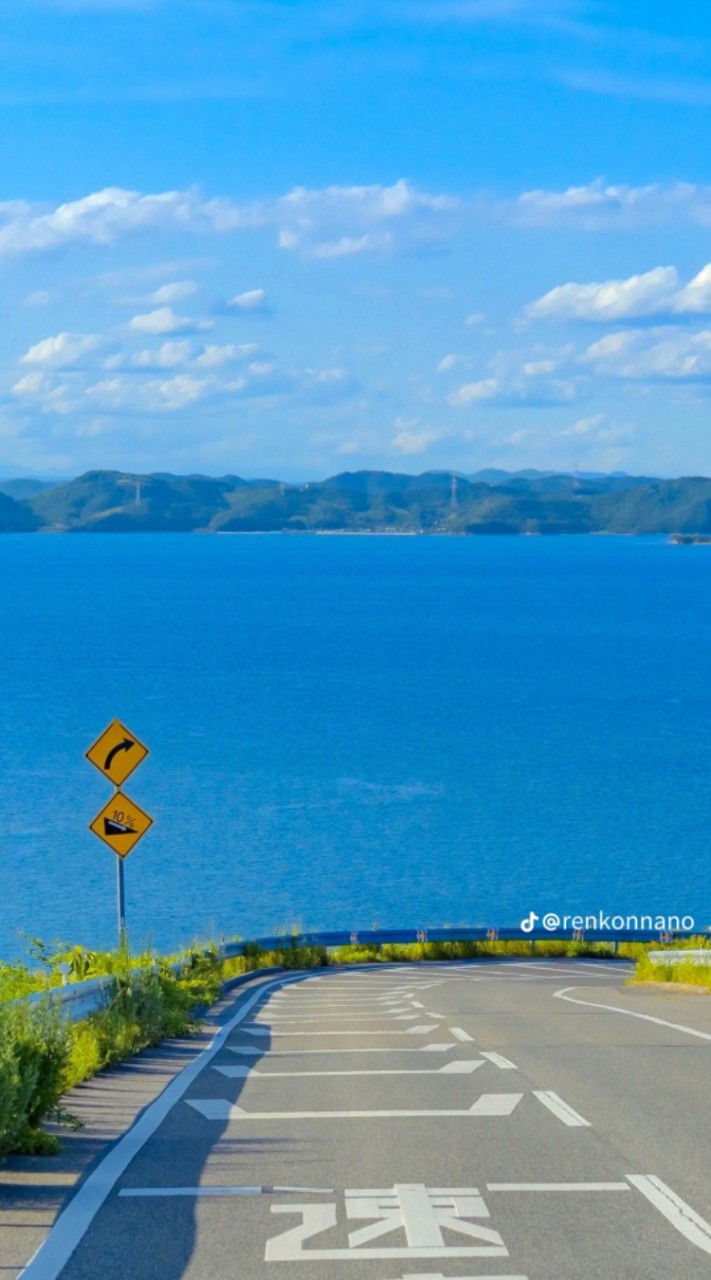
[18,924,709,1022]
[648,949,711,966]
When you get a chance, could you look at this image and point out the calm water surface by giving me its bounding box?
[0,533,709,959]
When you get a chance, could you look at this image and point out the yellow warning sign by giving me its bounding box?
[89,791,154,859]
[85,719,149,787]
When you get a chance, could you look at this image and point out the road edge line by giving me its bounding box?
[19,970,311,1280]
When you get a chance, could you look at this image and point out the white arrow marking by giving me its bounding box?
[242,1025,439,1037]
[188,1094,524,1120]
[228,1044,457,1056]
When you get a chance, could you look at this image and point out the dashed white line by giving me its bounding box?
[532,1091,591,1127]
[628,1175,711,1256]
[488,1182,629,1192]
[480,1052,517,1070]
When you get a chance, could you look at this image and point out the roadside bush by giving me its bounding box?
[0,1000,71,1156]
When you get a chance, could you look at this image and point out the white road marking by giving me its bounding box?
[242,1024,439,1036]
[487,1182,629,1192]
[554,987,711,1041]
[628,1176,711,1256]
[188,1094,523,1120]
[380,1275,528,1280]
[532,1091,591,1127]
[216,1061,484,1079]
[17,970,312,1280]
[450,1027,474,1042]
[119,1184,334,1198]
[411,1001,425,1008]
[253,1013,418,1022]
[480,1052,517,1070]
[228,1044,456,1056]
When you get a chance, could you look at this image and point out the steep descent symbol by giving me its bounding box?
[89,790,153,859]
[104,816,136,837]
[86,719,148,786]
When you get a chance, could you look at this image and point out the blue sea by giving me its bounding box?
[0,533,709,961]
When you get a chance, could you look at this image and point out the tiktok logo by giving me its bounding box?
[520,911,539,933]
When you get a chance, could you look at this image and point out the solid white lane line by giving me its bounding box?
[242,1025,439,1036]
[228,1044,456,1056]
[628,1176,711,1256]
[450,1026,474,1042]
[480,1052,517,1070]
[554,987,711,1041]
[119,1184,334,1198]
[187,1094,524,1120]
[532,1091,591,1127]
[215,1061,484,1078]
[488,1182,629,1192]
[17,970,310,1280]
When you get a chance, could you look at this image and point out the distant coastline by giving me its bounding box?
[1,467,711,537]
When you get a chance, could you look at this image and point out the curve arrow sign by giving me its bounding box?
[104,738,135,772]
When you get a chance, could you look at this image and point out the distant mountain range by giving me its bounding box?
[0,468,710,535]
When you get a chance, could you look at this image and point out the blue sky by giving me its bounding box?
[2,0,711,478]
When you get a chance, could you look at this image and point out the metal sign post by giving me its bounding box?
[86,719,153,946]
[117,856,127,942]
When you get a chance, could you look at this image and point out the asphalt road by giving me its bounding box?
[17,959,711,1280]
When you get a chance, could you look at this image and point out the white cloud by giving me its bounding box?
[147,280,198,304]
[194,343,257,367]
[582,327,711,380]
[227,288,270,312]
[275,179,459,258]
[0,179,457,264]
[152,375,208,410]
[391,422,446,454]
[436,353,459,373]
[448,378,500,405]
[0,187,255,257]
[309,234,381,259]
[559,413,636,444]
[23,289,58,308]
[672,264,711,314]
[527,266,679,322]
[512,179,711,230]
[131,341,195,368]
[20,331,103,367]
[523,359,557,374]
[526,261,711,324]
[465,312,485,326]
[128,307,212,335]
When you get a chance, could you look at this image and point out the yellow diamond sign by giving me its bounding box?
[86,719,149,787]
[89,791,154,859]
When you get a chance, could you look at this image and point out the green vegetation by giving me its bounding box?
[2,467,711,534]
[0,941,223,1156]
[631,939,711,990]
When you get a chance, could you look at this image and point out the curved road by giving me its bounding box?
[16,959,711,1279]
